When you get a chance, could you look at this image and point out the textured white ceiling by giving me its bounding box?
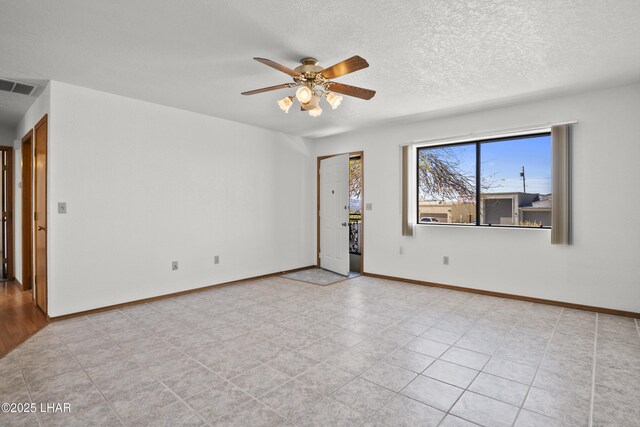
[1,0,639,137]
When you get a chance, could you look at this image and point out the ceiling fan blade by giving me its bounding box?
[241,83,294,95]
[319,56,369,79]
[327,82,376,100]
[253,58,302,77]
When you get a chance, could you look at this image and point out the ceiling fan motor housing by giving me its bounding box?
[294,57,323,76]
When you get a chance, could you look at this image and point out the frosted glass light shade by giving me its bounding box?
[301,94,320,110]
[308,106,322,117]
[295,86,313,104]
[277,96,293,113]
[326,92,343,109]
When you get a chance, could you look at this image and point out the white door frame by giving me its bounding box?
[316,151,364,274]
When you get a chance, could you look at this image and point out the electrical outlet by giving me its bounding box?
[214,255,219,265]
[399,247,404,255]
[172,261,179,271]
[58,202,67,214]
[365,203,373,211]
[443,256,449,265]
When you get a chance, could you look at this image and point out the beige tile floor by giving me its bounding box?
[1,275,639,426]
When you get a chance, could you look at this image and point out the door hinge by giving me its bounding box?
[2,165,6,171]
[34,275,37,284]
[34,212,37,221]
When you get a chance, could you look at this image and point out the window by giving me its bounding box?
[417,143,477,225]
[416,133,551,228]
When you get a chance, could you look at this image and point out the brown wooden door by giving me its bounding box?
[34,115,47,313]
[1,150,6,279]
[21,132,33,290]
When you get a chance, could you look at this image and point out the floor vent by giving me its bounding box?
[0,78,37,96]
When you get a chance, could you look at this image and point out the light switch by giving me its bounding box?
[58,202,67,214]
[365,203,373,211]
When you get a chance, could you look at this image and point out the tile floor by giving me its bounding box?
[1,275,639,426]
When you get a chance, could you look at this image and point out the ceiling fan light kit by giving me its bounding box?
[277,96,294,113]
[242,55,375,117]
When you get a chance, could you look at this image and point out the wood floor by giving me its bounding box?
[0,280,48,357]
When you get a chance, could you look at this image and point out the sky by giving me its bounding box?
[421,134,552,198]
[482,135,551,194]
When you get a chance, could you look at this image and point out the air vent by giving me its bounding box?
[0,78,37,96]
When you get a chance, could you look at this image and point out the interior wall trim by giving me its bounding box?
[48,265,316,321]
[363,272,640,319]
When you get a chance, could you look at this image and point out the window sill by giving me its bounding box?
[415,223,550,231]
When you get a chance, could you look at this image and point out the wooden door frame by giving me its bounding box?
[20,130,33,290]
[0,146,14,281]
[34,114,47,314]
[316,151,364,273]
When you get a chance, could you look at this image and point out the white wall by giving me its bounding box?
[12,80,639,315]
[17,81,314,316]
[15,82,51,142]
[13,82,51,286]
[0,124,16,147]
[312,83,640,313]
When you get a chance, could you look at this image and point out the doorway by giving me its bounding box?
[0,146,14,281]
[0,119,48,357]
[317,151,364,277]
[348,154,363,275]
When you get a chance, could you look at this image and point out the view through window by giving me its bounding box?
[349,156,362,254]
[417,133,551,228]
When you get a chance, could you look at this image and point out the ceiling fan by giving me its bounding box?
[241,56,376,117]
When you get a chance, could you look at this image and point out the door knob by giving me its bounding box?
[37,226,46,231]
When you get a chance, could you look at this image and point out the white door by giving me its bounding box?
[320,154,350,276]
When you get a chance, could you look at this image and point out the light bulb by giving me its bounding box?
[295,86,313,104]
[277,96,293,113]
[308,106,322,117]
[326,92,343,110]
